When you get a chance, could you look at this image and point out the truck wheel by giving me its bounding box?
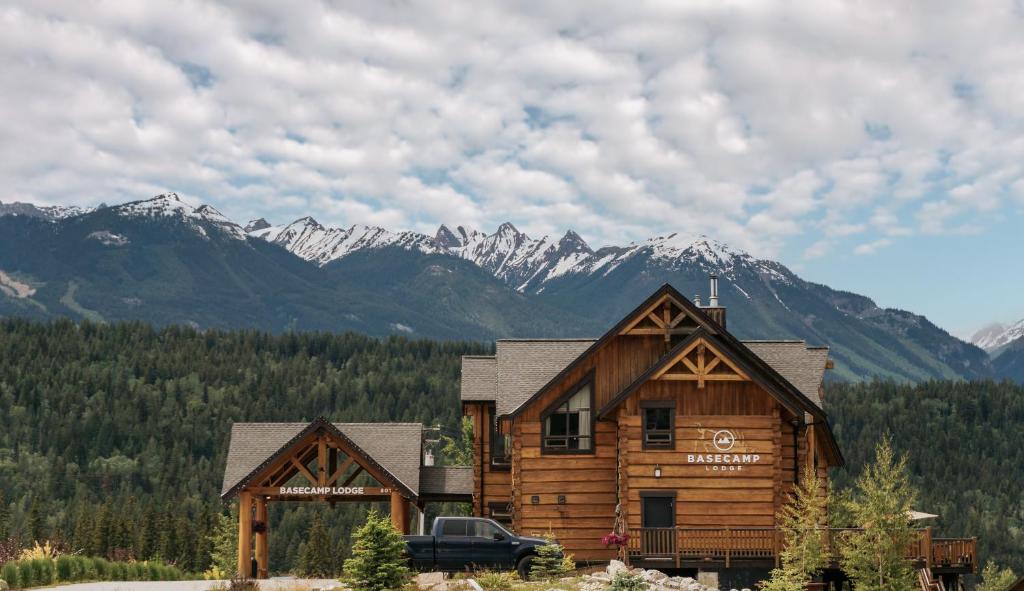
[516,555,535,581]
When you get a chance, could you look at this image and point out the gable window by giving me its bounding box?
[641,400,675,449]
[541,377,593,453]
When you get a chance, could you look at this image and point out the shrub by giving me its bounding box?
[342,509,410,591]
[55,555,73,581]
[111,561,128,581]
[609,571,648,591]
[147,561,162,580]
[474,570,518,591]
[0,577,8,591]
[16,561,33,588]
[1,563,17,588]
[130,562,146,580]
[529,538,571,580]
[34,558,55,585]
[93,557,110,580]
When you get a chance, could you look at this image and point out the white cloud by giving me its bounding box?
[1,0,1023,256]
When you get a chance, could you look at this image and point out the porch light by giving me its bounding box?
[654,464,662,478]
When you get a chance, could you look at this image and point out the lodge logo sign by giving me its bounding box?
[686,424,763,472]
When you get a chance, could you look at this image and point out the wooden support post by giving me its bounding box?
[390,490,409,534]
[254,496,268,579]
[237,492,253,578]
[317,435,327,486]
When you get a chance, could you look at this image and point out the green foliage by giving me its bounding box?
[1,563,16,588]
[474,570,518,591]
[977,562,1017,591]
[296,513,336,578]
[529,539,570,581]
[0,320,484,572]
[609,571,648,591]
[761,467,828,591]
[208,510,239,577]
[343,509,410,591]
[826,380,1024,573]
[838,437,918,591]
[442,416,475,466]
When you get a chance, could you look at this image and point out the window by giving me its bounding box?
[641,401,675,449]
[469,519,505,540]
[440,519,467,537]
[542,378,593,453]
[490,409,511,469]
[487,502,513,526]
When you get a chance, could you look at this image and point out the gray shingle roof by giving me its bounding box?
[742,341,829,407]
[419,466,473,497]
[494,339,595,415]
[461,356,497,401]
[221,421,423,498]
[461,337,829,415]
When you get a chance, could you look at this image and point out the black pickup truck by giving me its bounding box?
[403,517,552,579]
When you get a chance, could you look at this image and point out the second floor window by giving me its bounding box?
[491,412,511,468]
[642,401,675,449]
[542,379,593,452]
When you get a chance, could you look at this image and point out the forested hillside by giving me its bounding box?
[0,319,487,573]
[826,380,1024,573]
[0,321,1020,574]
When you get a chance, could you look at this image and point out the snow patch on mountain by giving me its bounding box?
[87,230,129,246]
[112,193,247,240]
[0,200,93,221]
[971,320,1024,353]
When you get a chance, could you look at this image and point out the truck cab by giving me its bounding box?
[403,516,551,578]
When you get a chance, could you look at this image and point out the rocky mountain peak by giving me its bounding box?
[244,218,272,233]
[434,224,462,248]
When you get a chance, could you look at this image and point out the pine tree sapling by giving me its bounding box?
[839,437,918,591]
[529,537,571,581]
[761,466,828,591]
[206,510,239,579]
[343,509,410,591]
[977,562,1017,591]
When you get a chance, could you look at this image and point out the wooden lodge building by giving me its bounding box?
[460,281,977,584]
[220,280,976,587]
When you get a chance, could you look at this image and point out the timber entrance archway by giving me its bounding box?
[221,417,472,578]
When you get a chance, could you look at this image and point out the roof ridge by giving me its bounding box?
[496,338,598,342]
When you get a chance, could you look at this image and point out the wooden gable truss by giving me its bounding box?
[618,293,705,342]
[651,337,750,388]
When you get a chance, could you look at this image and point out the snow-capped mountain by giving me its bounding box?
[0,200,93,221]
[0,193,997,382]
[111,193,247,240]
[970,320,1024,354]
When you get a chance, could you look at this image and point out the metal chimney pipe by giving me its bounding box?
[709,274,719,307]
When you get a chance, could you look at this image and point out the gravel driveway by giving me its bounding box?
[33,578,343,590]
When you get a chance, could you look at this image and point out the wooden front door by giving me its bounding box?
[640,493,676,557]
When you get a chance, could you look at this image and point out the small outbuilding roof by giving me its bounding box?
[220,420,424,499]
[419,466,474,498]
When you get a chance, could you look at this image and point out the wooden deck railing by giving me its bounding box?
[625,527,976,571]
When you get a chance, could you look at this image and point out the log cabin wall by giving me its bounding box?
[512,417,619,561]
[464,402,513,519]
[618,380,784,530]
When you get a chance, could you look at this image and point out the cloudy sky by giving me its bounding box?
[2,0,1023,334]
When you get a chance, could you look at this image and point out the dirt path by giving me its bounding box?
[32,578,342,590]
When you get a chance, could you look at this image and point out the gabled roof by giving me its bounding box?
[220,418,423,500]
[461,356,497,402]
[502,284,721,418]
[596,329,824,419]
[744,341,829,407]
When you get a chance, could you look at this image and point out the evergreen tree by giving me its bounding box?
[343,509,409,591]
[207,511,239,577]
[839,436,918,591]
[27,498,44,543]
[977,562,1017,591]
[296,513,335,578]
[761,467,828,591]
[441,416,474,466]
[0,491,9,540]
[530,537,571,580]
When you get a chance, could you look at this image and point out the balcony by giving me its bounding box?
[624,527,976,573]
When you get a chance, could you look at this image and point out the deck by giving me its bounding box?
[625,527,976,573]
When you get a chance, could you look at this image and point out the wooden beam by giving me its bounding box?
[327,456,356,486]
[254,496,268,579]
[237,492,253,578]
[317,435,327,486]
[247,486,395,497]
[390,490,409,534]
[622,327,696,336]
[291,457,318,486]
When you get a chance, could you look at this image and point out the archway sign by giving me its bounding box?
[220,417,472,578]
